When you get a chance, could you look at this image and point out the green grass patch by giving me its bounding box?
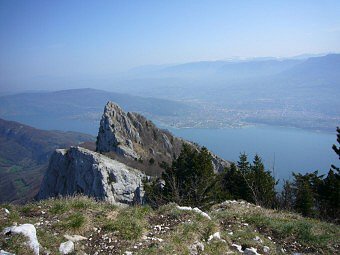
[106,206,152,240]
[244,213,338,248]
[60,212,87,230]
[50,200,70,214]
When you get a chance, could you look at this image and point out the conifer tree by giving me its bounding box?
[236,153,254,202]
[280,180,294,210]
[161,144,216,207]
[249,154,277,207]
[319,170,340,220]
[331,126,340,172]
[221,162,244,199]
[319,127,340,220]
[292,172,319,217]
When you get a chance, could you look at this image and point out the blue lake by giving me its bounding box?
[169,126,338,183]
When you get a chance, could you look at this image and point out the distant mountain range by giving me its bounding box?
[108,54,340,131]
[0,118,94,203]
[0,88,197,135]
[0,54,338,133]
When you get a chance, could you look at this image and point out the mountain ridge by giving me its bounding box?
[0,118,95,203]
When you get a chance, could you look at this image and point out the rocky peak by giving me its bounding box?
[96,101,230,172]
[96,102,141,159]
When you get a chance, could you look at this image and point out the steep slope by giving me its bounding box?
[33,102,229,208]
[0,118,94,203]
[96,101,230,173]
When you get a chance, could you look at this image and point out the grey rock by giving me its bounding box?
[3,224,39,255]
[244,247,260,255]
[59,240,74,255]
[96,102,140,159]
[211,153,230,172]
[37,146,144,205]
[96,101,230,172]
[263,246,270,253]
[64,234,87,242]
[0,250,15,255]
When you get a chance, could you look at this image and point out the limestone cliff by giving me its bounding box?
[37,146,144,205]
[96,101,230,172]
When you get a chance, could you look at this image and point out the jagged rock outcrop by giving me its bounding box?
[96,101,230,172]
[37,146,144,205]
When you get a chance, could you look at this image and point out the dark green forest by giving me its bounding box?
[145,127,340,222]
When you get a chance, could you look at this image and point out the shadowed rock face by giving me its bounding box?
[96,101,230,172]
[37,146,144,205]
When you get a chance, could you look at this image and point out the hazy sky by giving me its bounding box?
[1,0,340,91]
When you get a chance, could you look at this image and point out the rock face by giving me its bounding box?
[37,101,230,205]
[37,147,144,205]
[96,102,141,159]
[96,101,230,172]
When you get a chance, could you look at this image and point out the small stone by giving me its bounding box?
[3,209,10,215]
[0,250,15,255]
[64,234,87,242]
[263,246,270,253]
[154,225,162,231]
[231,244,243,253]
[189,241,205,255]
[59,240,74,254]
[253,236,263,243]
[244,247,260,255]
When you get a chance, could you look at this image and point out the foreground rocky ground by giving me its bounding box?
[0,197,339,254]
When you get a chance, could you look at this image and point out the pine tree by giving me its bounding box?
[161,144,216,207]
[221,162,244,199]
[318,127,340,220]
[280,180,294,210]
[249,154,277,207]
[319,170,340,220]
[236,153,254,202]
[295,180,314,217]
[331,126,340,172]
[292,172,319,217]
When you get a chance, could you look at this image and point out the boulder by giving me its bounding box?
[3,224,39,255]
[37,146,144,205]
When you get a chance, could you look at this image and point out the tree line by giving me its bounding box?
[144,127,340,222]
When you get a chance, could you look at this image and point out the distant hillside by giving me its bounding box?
[108,54,340,132]
[159,58,303,79]
[0,118,94,203]
[0,88,197,135]
[276,54,340,88]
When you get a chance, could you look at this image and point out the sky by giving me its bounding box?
[1,0,340,92]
